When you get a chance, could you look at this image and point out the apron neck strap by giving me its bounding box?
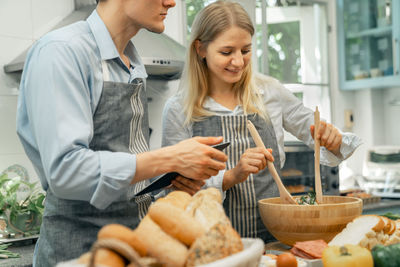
[101,60,110,82]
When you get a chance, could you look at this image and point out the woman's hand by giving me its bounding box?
[310,121,342,156]
[170,176,205,195]
[222,147,274,191]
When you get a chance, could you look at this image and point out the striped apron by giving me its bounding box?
[193,114,280,242]
[34,61,152,266]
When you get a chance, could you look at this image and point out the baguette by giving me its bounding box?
[134,216,188,267]
[97,224,146,256]
[148,201,204,246]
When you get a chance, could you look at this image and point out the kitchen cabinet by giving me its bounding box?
[337,0,400,90]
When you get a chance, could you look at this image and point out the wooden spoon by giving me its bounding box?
[314,107,323,204]
[246,120,297,205]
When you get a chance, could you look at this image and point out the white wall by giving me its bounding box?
[0,0,74,182]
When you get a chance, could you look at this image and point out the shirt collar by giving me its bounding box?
[87,9,119,60]
[203,96,243,114]
[87,10,148,79]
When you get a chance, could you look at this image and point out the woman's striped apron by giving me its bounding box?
[193,114,280,242]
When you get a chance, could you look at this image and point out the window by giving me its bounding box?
[265,21,301,83]
[256,1,331,124]
[185,0,217,42]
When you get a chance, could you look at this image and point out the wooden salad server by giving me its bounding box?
[314,107,323,204]
[247,120,297,205]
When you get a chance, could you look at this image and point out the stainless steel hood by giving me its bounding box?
[3,4,186,80]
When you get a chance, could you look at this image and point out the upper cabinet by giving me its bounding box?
[337,0,400,90]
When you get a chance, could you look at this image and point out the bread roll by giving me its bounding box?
[148,201,204,246]
[97,224,146,256]
[134,216,188,267]
[192,187,222,203]
[186,188,230,231]
[186,221,243,267]
[161,191,192,210]
[77,249,125,267]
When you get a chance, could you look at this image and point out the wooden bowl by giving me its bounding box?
[258,196,362,246]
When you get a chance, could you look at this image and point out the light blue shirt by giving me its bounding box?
[17,10,148,209]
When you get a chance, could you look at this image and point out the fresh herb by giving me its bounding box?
[297,191,317,205]
[381,212,400,220]
[0,172,45,236]
[0,243,19,259]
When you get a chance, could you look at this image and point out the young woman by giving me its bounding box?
[162,0,361,242]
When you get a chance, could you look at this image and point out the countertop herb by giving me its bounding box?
[381,212,400,220]
[0,243,19,259]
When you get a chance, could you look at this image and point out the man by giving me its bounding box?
[16,0,227,265]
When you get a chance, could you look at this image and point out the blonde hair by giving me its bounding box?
[179,0,266,124]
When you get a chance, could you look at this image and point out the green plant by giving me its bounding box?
[0,243,19,259]
[0,172,45,236]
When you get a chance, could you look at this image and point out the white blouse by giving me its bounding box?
[162,74,362,168]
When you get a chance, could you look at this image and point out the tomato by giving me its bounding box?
[276,253,298,267]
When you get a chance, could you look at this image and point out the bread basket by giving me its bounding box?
[56,237,264,267]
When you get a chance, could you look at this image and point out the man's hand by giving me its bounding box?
[223,147,274,191]
[310,121,342,156]
[134,136,227,184]
[170,136,228,180]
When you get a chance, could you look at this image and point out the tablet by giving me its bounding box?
[134,142,230,196]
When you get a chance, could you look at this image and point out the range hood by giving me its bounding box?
[3,4,186,80]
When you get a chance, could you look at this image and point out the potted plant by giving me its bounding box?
[0,171,45,238]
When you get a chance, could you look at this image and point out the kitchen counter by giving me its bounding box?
[0,238,36,267]
[363,198,400,214]
[0,199,398,267]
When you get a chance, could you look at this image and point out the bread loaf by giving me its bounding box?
[186,221,243,267]
[97,224,146,256]
[148,201,204,246]
[134,216,188,267]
